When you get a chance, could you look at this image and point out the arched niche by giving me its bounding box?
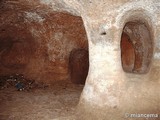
[121,21,153,74]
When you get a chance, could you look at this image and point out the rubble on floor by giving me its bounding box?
[0,74,48,91]
[0,80,83,119]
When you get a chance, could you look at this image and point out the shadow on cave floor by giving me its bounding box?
[0,80,83,120]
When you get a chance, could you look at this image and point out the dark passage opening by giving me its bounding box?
[69,49,89,84]
[121,21,153,74]
[0,1,89,118]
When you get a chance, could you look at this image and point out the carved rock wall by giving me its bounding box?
[0,0,88,83]
[0,0,160,120]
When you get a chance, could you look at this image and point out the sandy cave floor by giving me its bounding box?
[0,80,83,120]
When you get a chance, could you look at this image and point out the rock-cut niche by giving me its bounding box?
[121,21,153,74]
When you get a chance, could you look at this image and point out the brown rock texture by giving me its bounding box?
[0,0,88,83]
[121,32,135,73]
[69,49,89,84]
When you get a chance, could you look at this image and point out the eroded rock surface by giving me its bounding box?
[0,1,88,83]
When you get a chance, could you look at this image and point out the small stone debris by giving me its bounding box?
[0,74,48,91]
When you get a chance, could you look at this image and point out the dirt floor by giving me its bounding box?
[0,80,83,120]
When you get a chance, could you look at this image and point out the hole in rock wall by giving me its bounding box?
[100,32,107,35]
[0,12,89,84]
[0,5,89,118]
[69,49,89,84]
[121,21,153,74]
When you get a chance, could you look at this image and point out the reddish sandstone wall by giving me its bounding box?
[121,32,135,72]
[0,2,88,83]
